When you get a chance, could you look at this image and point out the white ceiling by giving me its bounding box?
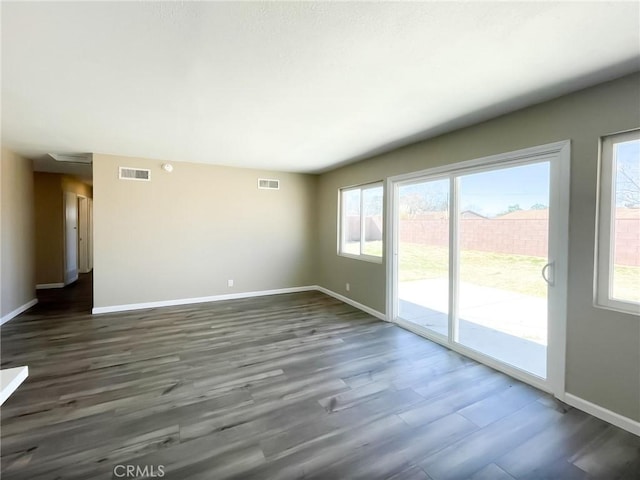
[2,2,639,174]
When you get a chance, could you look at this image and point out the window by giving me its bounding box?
[596,129,640,314]
[339,182,383,261]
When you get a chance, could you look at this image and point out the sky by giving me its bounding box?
[615,139,640,207]
[397,139,639,217]
[460,162,550,217]
[400,161,550,218]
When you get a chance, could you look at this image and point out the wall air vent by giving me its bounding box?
[119,167,151,181]
[258,178,280,190]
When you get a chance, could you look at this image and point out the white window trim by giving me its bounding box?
[338,182,383,263]
[595,129,640,316]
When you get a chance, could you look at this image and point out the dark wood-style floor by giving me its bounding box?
[1,276,638,480]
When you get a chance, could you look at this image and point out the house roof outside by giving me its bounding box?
[497,209,550,220]
[498,208,640,220]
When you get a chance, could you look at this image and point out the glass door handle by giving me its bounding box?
[542,262,554,286]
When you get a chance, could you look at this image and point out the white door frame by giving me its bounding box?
[385,140,570,399]
[64,191,79,285]
[88,197,94,272]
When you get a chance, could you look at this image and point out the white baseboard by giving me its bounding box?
[564,393,640,437]
[36,283,65,290]
[315,286,386,321]
[91,285,387,322]
[0,299,38,326]
[92,286,318,314]
[65,269,78,286]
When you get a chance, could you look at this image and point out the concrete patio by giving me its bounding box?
[399,279,547,378]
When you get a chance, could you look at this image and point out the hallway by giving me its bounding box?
[32,273,93,316]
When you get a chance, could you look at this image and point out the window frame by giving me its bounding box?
[595,128,640,315]
[338,182,384,263]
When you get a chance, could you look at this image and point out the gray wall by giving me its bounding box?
[93,154,317,308]
[316,73,640,421]
[1,149,36,319]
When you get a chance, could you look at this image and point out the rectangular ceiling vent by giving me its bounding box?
[258,178,280,190]
[119,167,151,181]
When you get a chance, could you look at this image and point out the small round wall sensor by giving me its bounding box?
[162,163,173,173]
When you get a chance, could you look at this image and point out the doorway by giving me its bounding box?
[388,141,570,395]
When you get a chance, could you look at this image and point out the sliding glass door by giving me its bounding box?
[389,143,569,393]
[397,178,450,337]
[456,162,549,377]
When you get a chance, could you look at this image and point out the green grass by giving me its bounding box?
[613,266,640,303]
[397,243,548,297]
[363,241,640,301]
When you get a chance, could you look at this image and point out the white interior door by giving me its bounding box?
[64,191,79,284]
[88,198,93,271]
[388,141,570,396]
[77,196,89,273]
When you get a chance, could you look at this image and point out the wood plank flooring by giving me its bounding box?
[1,276,639,479]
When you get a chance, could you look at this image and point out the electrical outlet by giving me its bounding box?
[228,279,234,287]
[346,283,350,292]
